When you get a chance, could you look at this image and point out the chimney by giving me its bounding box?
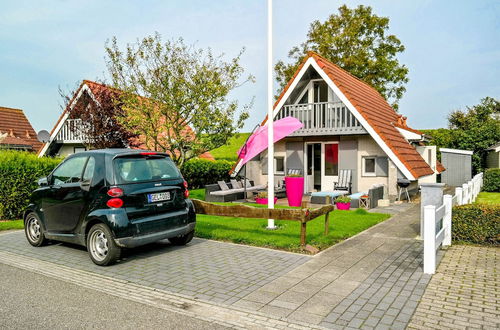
[25,130,31,138]
[9,129,14,137]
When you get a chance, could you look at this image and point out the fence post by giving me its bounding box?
[443,195,452,247]
[424,205,437,274]
[455,187,463,205]
[462,183,468,204]
[468,181,473,203]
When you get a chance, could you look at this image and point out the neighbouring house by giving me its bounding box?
[440,148,473,187]
[486,142,500,169]
[0,106,42,151]
[232,52,443,200]
[38,80,214,160]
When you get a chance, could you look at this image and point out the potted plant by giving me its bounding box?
[285,174,304,207]
[335,195,352,210]
[255,191,277,205]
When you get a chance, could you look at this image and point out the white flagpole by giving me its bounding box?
[267,0,276,230]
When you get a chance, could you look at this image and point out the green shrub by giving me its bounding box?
[0,151,61,220]
[180,158,235,189]
[452,204,500,245]
[483,168,500,192]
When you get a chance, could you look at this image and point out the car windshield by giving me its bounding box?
[114,155,181,183]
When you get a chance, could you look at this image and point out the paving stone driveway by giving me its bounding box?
[408,245,499,329]
[0,232,309,305]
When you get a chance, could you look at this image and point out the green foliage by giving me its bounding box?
[275,5,409,109]
[0,151,61,220]
[335,195,352,203]
[105,33,254,166]
[452,204,500,245]
[422,97,500,173]
[209,133,250,161]
[180,159,234,189]
[483,169,500,192]
[195,207,390,252]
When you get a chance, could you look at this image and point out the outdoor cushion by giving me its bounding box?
[311,191,348,198]
[230,179,242,189]
[349,192,368,200]
[245,184,266,191]
[210,188,245,196]
[217,181,229,191]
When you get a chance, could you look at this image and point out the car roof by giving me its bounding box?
[72,148,170,156]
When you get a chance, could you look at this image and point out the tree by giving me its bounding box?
[447,97,500,173]
[104,34,254,166]
[59,83,138,150]
[275,5,409,109]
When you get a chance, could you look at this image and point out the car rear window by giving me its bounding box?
[114,155,181,183]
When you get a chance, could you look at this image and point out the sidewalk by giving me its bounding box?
[408,245,499,329]
[234,202,437,328]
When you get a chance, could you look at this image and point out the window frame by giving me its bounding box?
[362,156,377,177]
[274,156,285,175]
[50,155,88,185]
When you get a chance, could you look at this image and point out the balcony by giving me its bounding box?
[55,119,89,143]
[276,102,367,136]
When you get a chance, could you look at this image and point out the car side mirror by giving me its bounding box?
[80,179,91,192]
[38,177,49,187]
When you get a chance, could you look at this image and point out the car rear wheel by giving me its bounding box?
[24,213,47,247]
[168,230,194,246]
[87,223,121,266]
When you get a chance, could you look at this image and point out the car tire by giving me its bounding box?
[86,223,121,266]
[24,212,47,247]
[168,230,194,246]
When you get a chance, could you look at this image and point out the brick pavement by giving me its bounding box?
[0,232,309,305]
[408,245,500,330]
[233,203,440,329]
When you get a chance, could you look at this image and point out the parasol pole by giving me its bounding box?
[266,0,276,229]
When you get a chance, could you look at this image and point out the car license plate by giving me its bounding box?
[147,192,171,203]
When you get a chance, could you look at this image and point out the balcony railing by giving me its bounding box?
[276,102,367,136]
[55,119,89,143]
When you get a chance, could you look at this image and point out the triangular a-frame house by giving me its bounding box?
[233,52,442,199]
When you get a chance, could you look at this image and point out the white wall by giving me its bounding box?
[57,144,86,157]
[357,136,389,193]
[416,145,437,184]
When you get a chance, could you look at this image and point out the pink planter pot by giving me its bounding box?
[285,176,304,207]
[255,197,278,205]
[336,202,351,210]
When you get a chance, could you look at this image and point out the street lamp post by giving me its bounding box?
[267,0,276,230]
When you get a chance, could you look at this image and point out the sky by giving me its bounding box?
[0,0,498,134]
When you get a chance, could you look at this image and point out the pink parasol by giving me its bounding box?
[237,116,303,167]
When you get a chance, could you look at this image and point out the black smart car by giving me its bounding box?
[24,149,196,266]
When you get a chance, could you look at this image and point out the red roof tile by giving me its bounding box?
[0,107,42,151]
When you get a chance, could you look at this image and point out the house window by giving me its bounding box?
[275,156,285,175]
[362,156,376,176]
[324,143,339,176]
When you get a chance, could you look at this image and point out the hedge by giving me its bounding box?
[180,158,235,189]
[0,151,61,220]
[452,204,500,245]
[483,168,500,192]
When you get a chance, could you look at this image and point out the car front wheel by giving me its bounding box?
[24,212,47,247]
[87,223,121,266]
[168,230,194,246]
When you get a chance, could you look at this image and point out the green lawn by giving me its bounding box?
[0,220,23,231]
[189,188,206,201]
[475,192,500,205]
[209,133,250,161]
[194,205,390,253]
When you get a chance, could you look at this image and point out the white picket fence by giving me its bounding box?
[423,172,483,274]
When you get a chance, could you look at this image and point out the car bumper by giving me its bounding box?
[114,222,195,248]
